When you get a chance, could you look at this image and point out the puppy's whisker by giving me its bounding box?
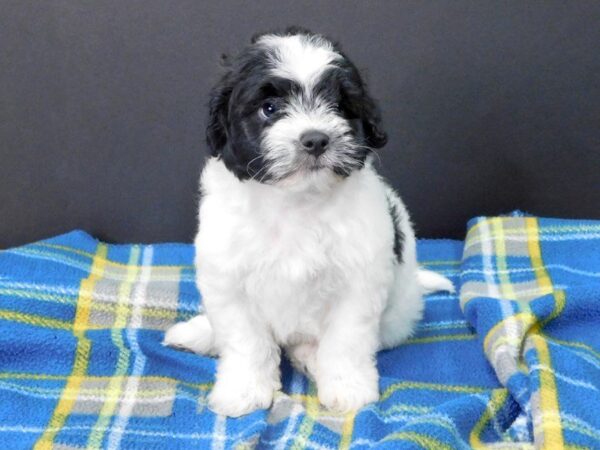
[252,164,271,182]
[345,143,381,167]
[363,146,382,167]
[246,155,265,177]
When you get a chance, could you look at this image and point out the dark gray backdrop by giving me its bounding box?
[2,1,599,248]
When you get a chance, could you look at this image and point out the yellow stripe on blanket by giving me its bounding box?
[34,243,108,450]
[525,218,564,450]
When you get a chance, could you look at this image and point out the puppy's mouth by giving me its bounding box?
[296,151,334,174]
[267,154,332,184]
[307,156,327,171]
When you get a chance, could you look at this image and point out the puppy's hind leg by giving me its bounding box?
[379,267,454,350]
[163,314,218,356]
[378,271,424,350]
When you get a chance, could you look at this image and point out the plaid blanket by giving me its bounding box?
[0,215,598,449]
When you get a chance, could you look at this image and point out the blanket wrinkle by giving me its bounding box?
[460,215,600,449]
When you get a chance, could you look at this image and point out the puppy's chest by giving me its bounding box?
[244,209,347,281]
[243,211,351,338]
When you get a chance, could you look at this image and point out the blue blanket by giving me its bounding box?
[0,215,598,449]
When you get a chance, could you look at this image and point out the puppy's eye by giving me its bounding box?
[260,102,278,118]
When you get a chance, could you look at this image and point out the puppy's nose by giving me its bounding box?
[300,130,330,157]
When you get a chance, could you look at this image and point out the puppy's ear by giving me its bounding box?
[359,92,387,149]
[338,60,388,149]
[206,71,233,156]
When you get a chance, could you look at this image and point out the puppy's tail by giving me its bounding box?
[417,269,455,294]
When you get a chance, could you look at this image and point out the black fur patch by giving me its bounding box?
[387,196,404,264]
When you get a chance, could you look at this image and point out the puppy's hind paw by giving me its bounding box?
[163,315,217,356]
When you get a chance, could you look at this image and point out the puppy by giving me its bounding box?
[164,28,453,417]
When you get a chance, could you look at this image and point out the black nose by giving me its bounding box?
[300,130,330,157]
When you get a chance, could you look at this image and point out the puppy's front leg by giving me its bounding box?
[316,288,384,413]
[206,296,280,417]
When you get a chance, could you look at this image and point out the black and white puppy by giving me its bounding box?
[164,28,453,417]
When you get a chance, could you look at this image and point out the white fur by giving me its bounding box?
[164,157,452,416]
[258,34,340,88]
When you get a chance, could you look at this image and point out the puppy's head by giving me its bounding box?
[206,27,387,187]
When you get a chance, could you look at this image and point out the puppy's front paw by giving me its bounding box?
[317,368,379,413]
[208,373,276,417]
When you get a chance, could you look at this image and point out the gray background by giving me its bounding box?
[1,1,599,248]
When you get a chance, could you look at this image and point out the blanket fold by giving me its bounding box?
[460,214,600,448]
[0,215,598,449]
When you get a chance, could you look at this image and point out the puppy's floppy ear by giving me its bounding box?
[206,69,233,156]
[338,59,388,149]
[359,89,387,149]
